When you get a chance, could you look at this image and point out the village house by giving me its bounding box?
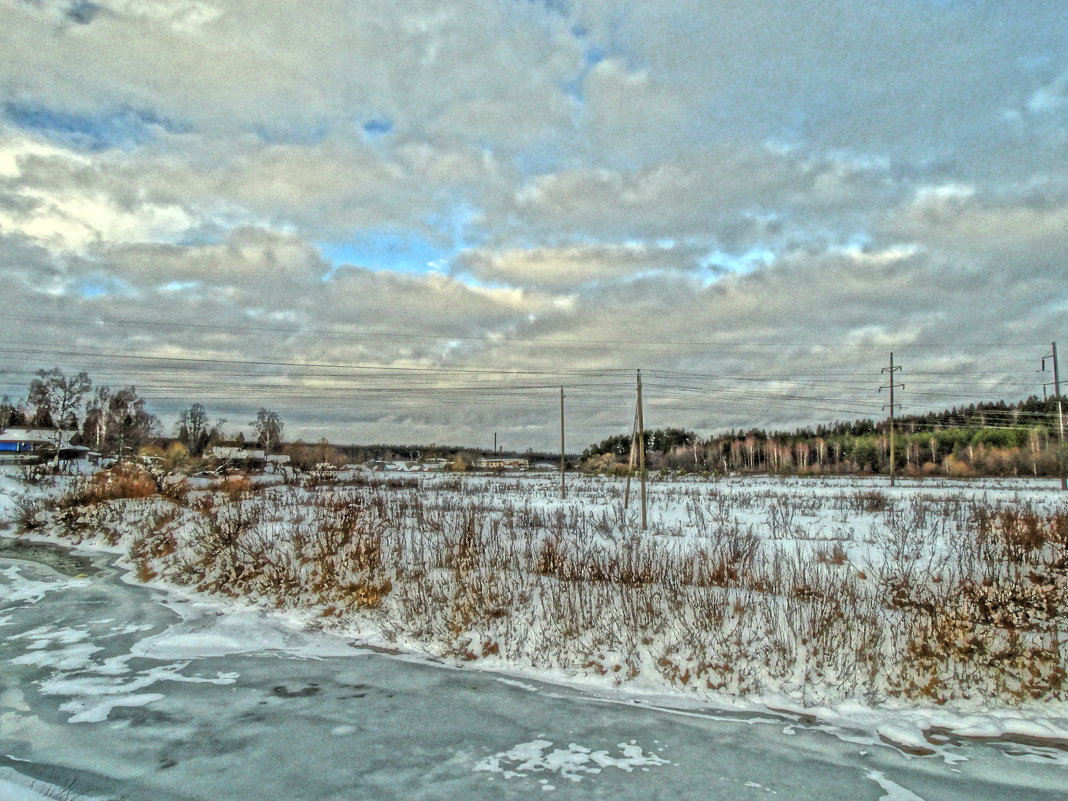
[0,427,84,465]
[475,456,530,471]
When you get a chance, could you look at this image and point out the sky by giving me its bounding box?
[1,0,1067,451]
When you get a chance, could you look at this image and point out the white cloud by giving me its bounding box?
[456,241,706,289]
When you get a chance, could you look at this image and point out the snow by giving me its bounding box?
[0,565,89,604]
[0,767,108,801]
[4,470,1068,798]
[473,738,671,784]
[866,770,928,801]
[877,722,934,753]
[60,692,166,723]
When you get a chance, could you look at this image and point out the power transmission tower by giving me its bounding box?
[1040,342,1066,491]
[880,352,904,487]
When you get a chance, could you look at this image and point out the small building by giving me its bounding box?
[206,446,267,471]
[0,427,79,464]
[475,457,530,471]
[266,454,291,473]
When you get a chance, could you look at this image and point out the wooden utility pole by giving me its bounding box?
[1041,342,1066,491]
[880,353,904,487]
[624,405,638,511]
[637,369,647,530]
[559,386,566,499]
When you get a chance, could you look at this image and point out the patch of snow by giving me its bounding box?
[59,692,166,723]
[0,565,89,604]
[866,770,927,801]
[474,738,670,783]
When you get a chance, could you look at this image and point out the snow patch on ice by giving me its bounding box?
[474,738,670,784]
[877,722,932,753]
[60,692,166,723]
[866,770,927,801]
[0,564,88,603]
[132,602,365,660]
[10,642,104,670]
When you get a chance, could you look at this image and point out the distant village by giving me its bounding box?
[0,424,557,475]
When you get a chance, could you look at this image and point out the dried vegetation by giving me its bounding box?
[22,468,1068,705]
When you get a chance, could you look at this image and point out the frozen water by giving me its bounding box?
[2,540,1067,800]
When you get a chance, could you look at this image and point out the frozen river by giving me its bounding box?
[1,537,1065,801]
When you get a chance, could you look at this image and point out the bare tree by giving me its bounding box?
[84,386,159,457]
[251,408,284,454]
[27,368,92,470]
[177,403,224,456]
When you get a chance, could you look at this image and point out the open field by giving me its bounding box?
[7,467,1067,721]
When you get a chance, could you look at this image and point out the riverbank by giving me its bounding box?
[3,467,1068,760]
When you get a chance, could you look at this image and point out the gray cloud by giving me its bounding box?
[1,1,1067,448]
[454,241,708,290]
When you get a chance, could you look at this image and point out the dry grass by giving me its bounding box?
[30,473,1068,705]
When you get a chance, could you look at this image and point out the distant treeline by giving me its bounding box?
[581,396,1068,478]
[336,444,563,464]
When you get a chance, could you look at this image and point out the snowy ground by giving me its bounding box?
[1,468,1068,797]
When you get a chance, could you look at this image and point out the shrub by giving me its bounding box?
[221,473,254,501]
[58,462,159,508]
[10,494,43,530]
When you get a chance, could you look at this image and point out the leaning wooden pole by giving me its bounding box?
[560,386,566,500]
[637,369,647,530]
[624,405,638,511]
[1053,342,1066,491]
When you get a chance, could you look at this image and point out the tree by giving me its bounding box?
[176,403,224,455]
[106,387,160,456]
[83,386,113,450]
[26,368,92,469]
[251,408,284,453]
[0,396,24,430]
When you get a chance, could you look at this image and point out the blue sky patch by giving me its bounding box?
[318,231,451,276]
[71,275,132,298]
[363,117,394,136]
[3,102,180,151]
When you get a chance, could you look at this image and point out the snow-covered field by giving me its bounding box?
[2,467,1068,762]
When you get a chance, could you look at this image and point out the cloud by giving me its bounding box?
[101,227,327,293]
[504,145,901,249]
[454,241,707,289]
[883,183,1068,272]
[2,1,1068,447]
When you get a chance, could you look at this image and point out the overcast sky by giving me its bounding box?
[2,0,1067,451]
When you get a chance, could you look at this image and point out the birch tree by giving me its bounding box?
[27,368,92,469]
